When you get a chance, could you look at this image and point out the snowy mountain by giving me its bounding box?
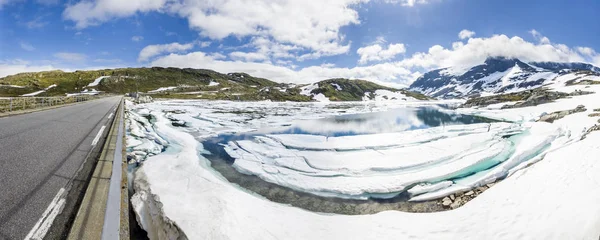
[409,57,600,99]
[298,78,429,102]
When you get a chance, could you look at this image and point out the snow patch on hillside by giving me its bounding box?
[21,84,57,96]
[148,87,177,93]
[87,76,110,87]
[364,89,415,101]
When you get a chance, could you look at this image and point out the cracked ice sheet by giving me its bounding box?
[134,114,600,239]
[224,123,535,199]
[130,99,450,138]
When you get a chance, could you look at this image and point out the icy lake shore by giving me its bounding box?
[126,83,600,239]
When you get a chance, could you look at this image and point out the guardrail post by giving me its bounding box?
[9,98,12,112]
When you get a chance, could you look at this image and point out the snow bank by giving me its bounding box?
[131,112,600,239]
[128,86,600,239]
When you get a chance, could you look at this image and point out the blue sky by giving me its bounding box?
[1,0,599,86]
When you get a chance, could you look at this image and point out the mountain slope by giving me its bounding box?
[0,67,428,102]
[299,79,429,102]
[409,57,600,99]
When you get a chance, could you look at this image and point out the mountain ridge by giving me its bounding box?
[0,67,430,101]
[409,57,600,99]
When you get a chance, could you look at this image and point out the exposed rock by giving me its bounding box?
[450,201,461,209]
[581,124,600,140]
[589,113,600,117]
[538,105,587,123]
[461,87,593,109]
[465,191,474,196]
[449,194,455,201]
[442,197,452,207]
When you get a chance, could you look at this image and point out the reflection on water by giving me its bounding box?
[254,106,498,137]
[193,106,500,214]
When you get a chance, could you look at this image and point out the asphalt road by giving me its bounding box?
[0,96,121,240]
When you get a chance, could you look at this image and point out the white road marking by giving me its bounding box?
[24,188,66,240]
[107,113,113,119]
[91,126,106,146]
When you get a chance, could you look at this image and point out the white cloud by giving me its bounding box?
[63,0,167,29]
[54,52,87,62]
[357,43,406,64]
[131,36,144,42]
[20,42,35,51]
[397,34,592,70]
[148,32,599,88]
[62,0,369,59]
[0,63,55,78]
[529,29,551,44]
[199,41,211,48]
[138,42,195,62]
[229,51,269,62]
[576,47,596,57]
[384,0,435,7]
[169,0,366,57]
[529,29,541,38]
[150,51,414,87]
[61,0,441,61]
[458,29,475,39]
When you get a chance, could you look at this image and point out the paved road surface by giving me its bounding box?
[0,96,121,240]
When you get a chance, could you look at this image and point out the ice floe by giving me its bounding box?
[127,83,600,239]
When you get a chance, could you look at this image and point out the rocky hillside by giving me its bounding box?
[0,67,428,102]
[409,57,600,99]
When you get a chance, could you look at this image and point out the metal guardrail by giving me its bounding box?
[0,95,98,113]
[102,99,126,240]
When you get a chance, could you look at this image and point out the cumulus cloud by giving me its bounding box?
[458,29,475,39]
[138,42,195,62]
[150,51,414,87]
[63,0,167,29]
[576,47,596,57]
[54,52,87,62]
[397,34,590,70]
[357,43,406,64]
[148,33,599,88]
[62,0,443,62]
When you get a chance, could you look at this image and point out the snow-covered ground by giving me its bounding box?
[127,84,600,239]
[65,88,101,97]
[299,83,417,102]
[21,84,57,96]
[148,86,177,93]
[87,76,110,87]
[0,84,25,88]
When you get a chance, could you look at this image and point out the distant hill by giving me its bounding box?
[408,57,600,99]
[0,67,429,101]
